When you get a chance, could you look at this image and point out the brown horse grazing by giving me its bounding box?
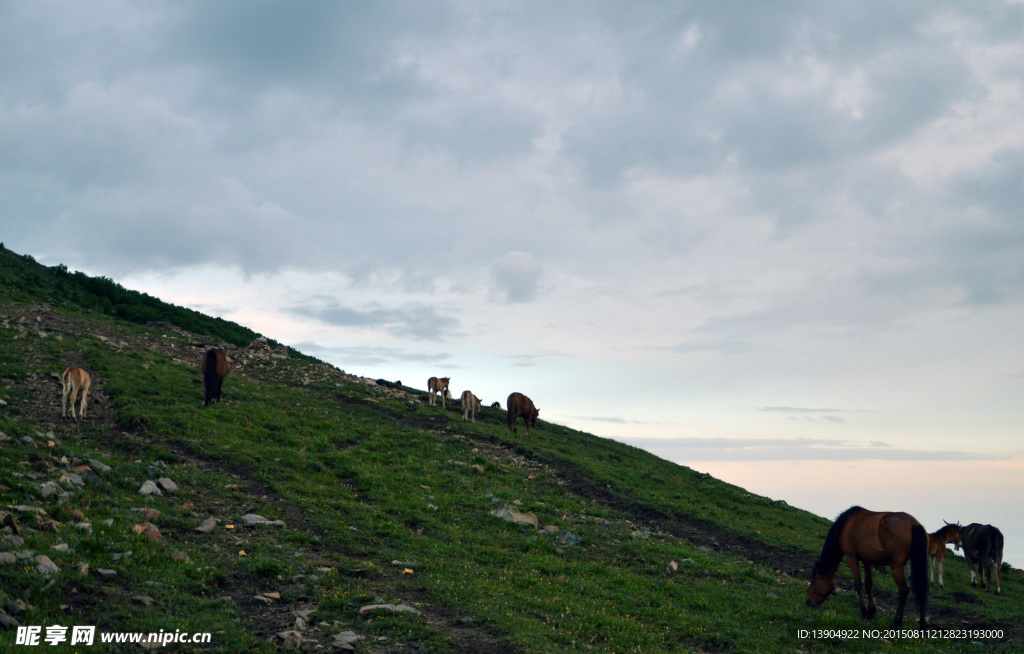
[427,377,450,408]
[506,392,539,437]
[61,366,91,419]
[201,349,229,406]
[928,521,962,589]
[461,390,481,422]
[807,506,928,629]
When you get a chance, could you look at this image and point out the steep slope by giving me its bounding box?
[0,249,1019,652]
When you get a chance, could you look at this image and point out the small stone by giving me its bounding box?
[241,514,285,527]
[0,552,16,564]
[89,460,112,474]
[156,478,178,493]
[139,480,162,496]
[35,555,59,575]
[38,481,61,498]
[171,551,191,562]
[51,543,70,553]
[97,568,117,577]
[196,517,219,533]
[275,630,303,649]
[358,603,421,616]
[133,523,162,541]
[559,530,583,547]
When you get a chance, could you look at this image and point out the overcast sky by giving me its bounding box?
[3,1,1023,555]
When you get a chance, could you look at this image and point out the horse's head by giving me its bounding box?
[943,520,963,549]
[806,563,834,608]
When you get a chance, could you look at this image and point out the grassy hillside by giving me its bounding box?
[0,249,1020,652]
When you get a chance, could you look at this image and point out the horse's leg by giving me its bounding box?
[845,556,869,619]
[863,564,877,619]
[994,555,1002,595]
[928,553,935,584]
[61,379,69,417]
[937,550,945,588]
[890,564,909,629]
[80,385,88,418]
[69,383,79,419]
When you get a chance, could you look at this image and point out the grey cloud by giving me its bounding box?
[292,302,459,340]
[294,341,452,368]
[490,251,544,304]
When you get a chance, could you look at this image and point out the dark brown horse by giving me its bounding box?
[506,392,539,436]
[202,349,229,406]
[928,521,961,589]
[807,506,928,629]
[961,523,1004,595]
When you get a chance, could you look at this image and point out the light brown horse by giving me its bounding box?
[506,392,539,437]
[928,521,962,589]
[61,366,91,419]
[202,349,229,406]
[427,377,450,408]
[461,390,481,422]
[807,506,928,629]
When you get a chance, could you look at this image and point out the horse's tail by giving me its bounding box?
[911,523,929,620]
[203,349,220,405]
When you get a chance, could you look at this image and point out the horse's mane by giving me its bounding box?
[813,505,864,577]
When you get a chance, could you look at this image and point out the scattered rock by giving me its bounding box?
[138,480,162,496]
[38,481,61,498]
[156,478,178,493]
[241,514,285,527]
[274,630,303,649]
[96,568,117,577]
[667,561,679,574]
[196,517,219,533]
[559,530,583,547]
[171,551,191,563]
[490,502,539,529]
[35,555,59,575]
[89,460,112,475]
[332,631,359,651]
[358,604,421,616]
[0,552,16,565]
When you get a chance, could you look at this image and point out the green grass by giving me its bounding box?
[1,250,1022,652]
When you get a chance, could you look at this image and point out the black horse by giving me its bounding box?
[960,523,1004,594]
[202,349,229,406]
